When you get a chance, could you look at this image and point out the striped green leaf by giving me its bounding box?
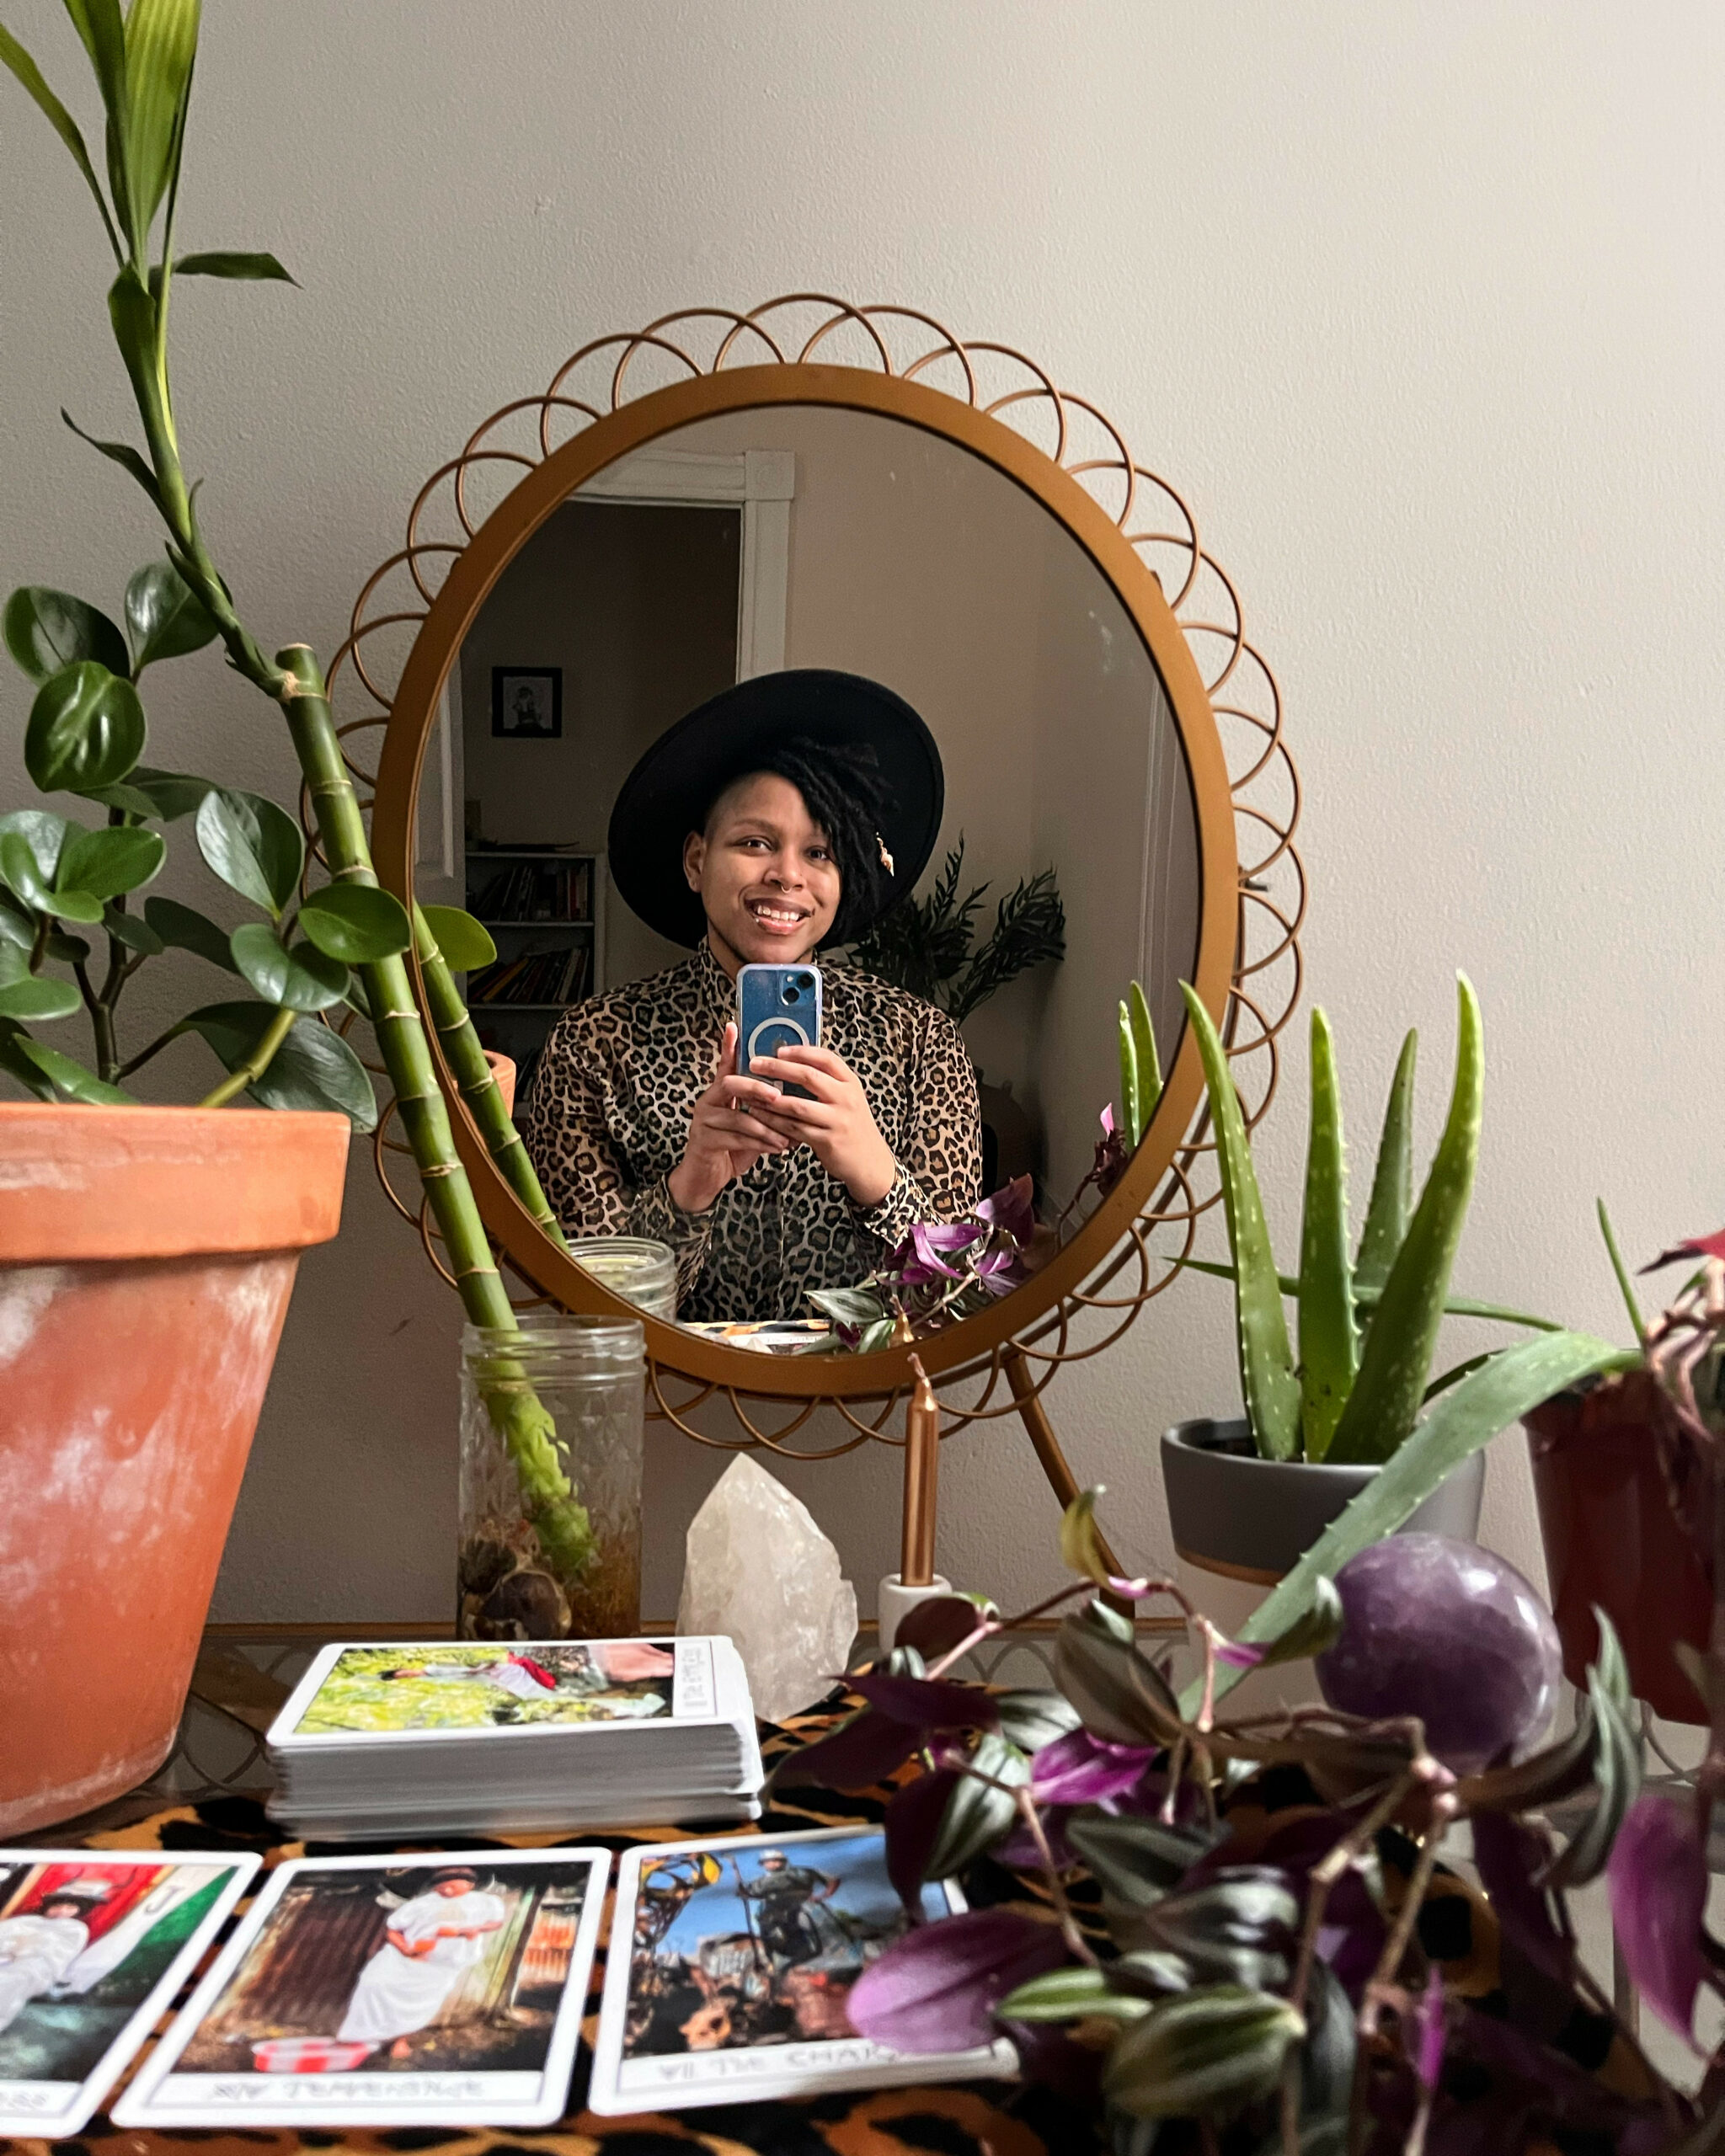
[1297,1008,1358,1459]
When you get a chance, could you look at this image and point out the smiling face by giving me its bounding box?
[682,771,841,973]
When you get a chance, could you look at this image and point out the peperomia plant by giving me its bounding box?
[0,564,453,1118]
[0,1,592,1584]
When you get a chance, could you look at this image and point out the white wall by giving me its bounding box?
[1,2,1719,1624]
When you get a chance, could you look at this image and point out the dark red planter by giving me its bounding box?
[1525,1371,1712,1725]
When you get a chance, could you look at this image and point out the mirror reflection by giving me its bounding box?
[444,406,1201,1348]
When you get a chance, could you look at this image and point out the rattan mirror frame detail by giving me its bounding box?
[340,296,1303,1460]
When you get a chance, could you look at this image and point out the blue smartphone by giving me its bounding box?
[738,963,823,1102]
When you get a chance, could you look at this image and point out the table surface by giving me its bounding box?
[5,1695,1102,2156]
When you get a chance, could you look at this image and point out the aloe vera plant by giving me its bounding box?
[1181,976,1497,1465]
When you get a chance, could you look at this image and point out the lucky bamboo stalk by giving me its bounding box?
[0,0,593,1581]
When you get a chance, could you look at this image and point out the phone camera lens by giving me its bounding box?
[782,984,800,1004]
[796,973,814,991]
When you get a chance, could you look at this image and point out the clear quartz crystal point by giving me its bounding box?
[676,1454,859,1724]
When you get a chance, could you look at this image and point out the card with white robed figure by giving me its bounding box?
[588,1826,1016,2114]
[0,1847,259,2137]
[113,1849,607,2130]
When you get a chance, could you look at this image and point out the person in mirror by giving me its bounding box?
[520,670,980,1321]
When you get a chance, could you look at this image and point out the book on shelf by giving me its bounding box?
[468,857,594,923]
[468,942,593,1007]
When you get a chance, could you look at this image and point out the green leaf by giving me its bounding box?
[1596,1198,1647,1350]
[1173,1256,1563,1333]
[125,558,217,672]
[174,248,296,283]
[0,974,81,1022]
[80,781,161,818]
[808,1283,891,1326]
[994,1689,1082,1754]
[1103,1985,1304,2121]
[1547,1612,1642,1888]
[144,894,238,971]
[61,0,134,246]
[25,662,147,792]
[1055,1599,1186,1753]
[0,808,67,884]
[419,902,496,972]
[999,1966,1150,2025]
[1354,1029,1418,1296]
[1240,1576,1346,1671]
[1126,1872,1299,1989]
[129,765,215,820]
[297,882,412,963]
[228,922,349,1014]
[1129,978,1162,1123]
[923,1732,1027,1880]
[102,902,163,955]
[1298,1009,1359,1460]
[1118,1000,1141,1150]
[1065,1811,1217,1913]
[0,832,51,913]
[0,1023,133,1103]
[61,408,166,516]
[184,1001,376,1129]
[0,891,33,950]
[1059,1483,1114,1587]
[0,23,121,259]
[195,787,304,915]
[56,824,163,900]
[1205,1330,1637,1712]
[123,0,200,239]
[1327,979,1483,1466]
[3,584,128,682]
[1180,984,1301,1460]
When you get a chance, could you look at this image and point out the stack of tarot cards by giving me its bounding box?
[264,1636,764,1838]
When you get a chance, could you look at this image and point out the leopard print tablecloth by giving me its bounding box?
[5,1696,1098,2156]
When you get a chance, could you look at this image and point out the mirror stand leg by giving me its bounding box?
[1005,1347,1130,1593]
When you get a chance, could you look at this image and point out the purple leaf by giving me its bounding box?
[1607,1791,1710,2045]
[976,1172,1035,1243]
[846,1908,1070,2052]
[1032,1727,1157,1806]
[892,1594,985,1660]
[1215,1640,1268,1668]
[1641,1226,1725,1273]
[848,1670,1000,1732]
[885,1766,962,1914]
[1001,2018,1105,2104]
[776,1705,923,1792]
[1410,1964,1446,2090]
[1100,1103,1116,1136]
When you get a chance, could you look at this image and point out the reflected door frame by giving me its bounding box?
[416,444,798,950]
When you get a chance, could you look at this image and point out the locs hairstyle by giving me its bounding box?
[708,734,896,947]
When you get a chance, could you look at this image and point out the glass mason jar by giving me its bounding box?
[458,1312,645,1641]
[566,1235,678,1320]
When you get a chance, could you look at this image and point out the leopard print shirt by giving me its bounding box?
[520,942,981,1321]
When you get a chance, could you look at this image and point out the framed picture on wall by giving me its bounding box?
[492,666,563,739]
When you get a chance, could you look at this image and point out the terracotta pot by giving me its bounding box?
[1525,1371,1711,1724]
[0,1103,348,1833]
[1161,1417,1487,1708]
[484,1049,516,1118]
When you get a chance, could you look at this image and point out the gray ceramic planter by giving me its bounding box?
[1161,1417,1487,1586]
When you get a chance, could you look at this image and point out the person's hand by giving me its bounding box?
[667,1022,794,1214]
[745,1045,897,1209]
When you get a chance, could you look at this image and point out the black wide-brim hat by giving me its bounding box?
[607,669,943,948]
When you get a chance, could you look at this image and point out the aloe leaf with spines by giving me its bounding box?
[1296,1008,1357,1460]
[1352,1028,1417,1297]
[1324,976,1483,1465]
[0,6,591,1584]
[1180,984,1301,1460]
[1203,1327,1637,1712]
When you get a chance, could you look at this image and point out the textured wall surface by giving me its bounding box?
[0,2,1718,1621]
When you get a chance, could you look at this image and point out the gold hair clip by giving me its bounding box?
[877,833,895,876]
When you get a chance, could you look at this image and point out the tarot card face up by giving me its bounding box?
[271,1636,702,1742]
[588,1827,1017,2115]
[0,1847,259,2137]
[113,1848,608,2130]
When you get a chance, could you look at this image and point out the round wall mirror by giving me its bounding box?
[360,303,1299,1428]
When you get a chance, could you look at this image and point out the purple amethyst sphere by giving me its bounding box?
[1314,1533,1562,1772]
